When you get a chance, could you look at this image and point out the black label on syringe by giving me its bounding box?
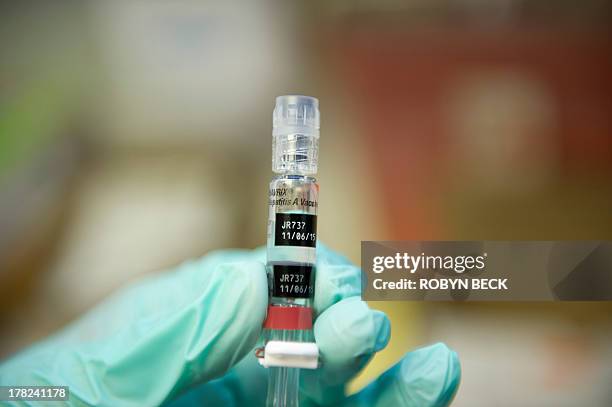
[275,213,317,247]
[272,265,314,298]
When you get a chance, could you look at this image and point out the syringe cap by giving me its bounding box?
[273,95,320,136]
[272,95,320,174]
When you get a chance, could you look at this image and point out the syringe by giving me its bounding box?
[256,95,320,407]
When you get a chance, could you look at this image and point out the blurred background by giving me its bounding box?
[1,1,611,405]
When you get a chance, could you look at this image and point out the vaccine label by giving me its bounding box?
[275,213,317,247]
[272,265,314,298]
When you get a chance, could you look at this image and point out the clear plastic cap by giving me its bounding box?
[272,95,320,175]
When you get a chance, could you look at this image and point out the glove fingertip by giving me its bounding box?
[398,342,461,406]
[185,261,267,382]
[345,342,461,407]
[215,261,268,331]
[315,299,389,368]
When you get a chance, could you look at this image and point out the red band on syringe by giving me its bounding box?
[264,305,313,330]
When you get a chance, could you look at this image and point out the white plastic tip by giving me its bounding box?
[257,341,319,369]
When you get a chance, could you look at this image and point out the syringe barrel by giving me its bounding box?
[263,95,320,407]
[264,95,320,339]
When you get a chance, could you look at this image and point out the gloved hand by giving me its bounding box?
[0,245,460,406]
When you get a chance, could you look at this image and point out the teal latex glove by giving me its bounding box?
[0,245,460,406]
